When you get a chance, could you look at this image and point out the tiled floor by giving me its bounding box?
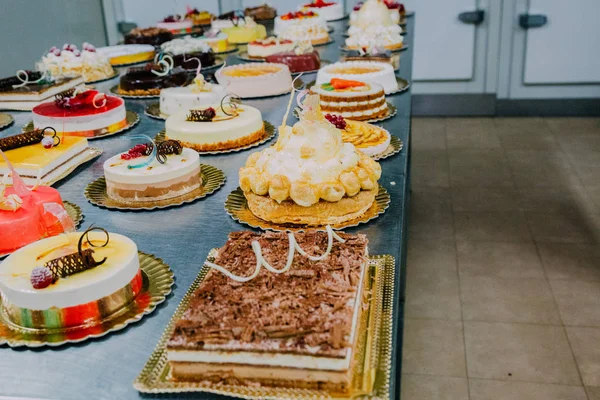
[403,117,600,399]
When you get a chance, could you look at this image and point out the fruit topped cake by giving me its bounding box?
[185,7,213,25]
[244,3,277,20]
[160,36,216,70]
[118,56,192,96]
[103,137,201,202]
[325,114,391,157]
[157,14,193,34]
[239,94,381,226]
[0,153,71,254]
[347,0,404,50]
[247,37,295,59]
[273,10,327,35]
[266,41,321,73]
[0,71,84,111]
[166,95,266,152]
[311,78,388,120]
[124,27,174,46]
[0,126,91,185]
[37,43,115,83]
[316,60,398,94]
[300,0,344,21]
[166,228,370,394]
[215,63,293,98]
[32,88,127,137]
[0,226,143,330]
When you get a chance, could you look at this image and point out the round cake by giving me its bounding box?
[185,8,213,25]
[118,63,191,96]
[220,17,267,44]
[316,61,398,94]
[300,0,344,21]
[247,37,295,59]
[274,11,327,35]
[124,27,174,46]
[215,63,293,98]
[346,0,404,50]
[239,94,381,226]
[97,44,156,66]
[166,104,265,152]
[311,79,387,120]
[157,15,193,34]
[160,36,216,69]
[159,76,227,117]
[103,142,201,202]
[0,230,142,329]
[38,43,115,83]
[333,118,391,156]
[32,90,127,137]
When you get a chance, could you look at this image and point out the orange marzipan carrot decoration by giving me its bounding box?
[330,78,367,89]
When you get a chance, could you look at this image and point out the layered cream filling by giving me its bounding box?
[166,105,263,145]
[337,103,388,118]
[320,97,385,107]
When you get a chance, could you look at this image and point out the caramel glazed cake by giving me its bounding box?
[166,229,370,394]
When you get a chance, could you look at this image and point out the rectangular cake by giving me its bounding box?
[0,76,84,111]
[167,231,370,393]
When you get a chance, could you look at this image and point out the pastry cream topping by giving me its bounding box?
[223,65,281,77]
[342,120,389,148]
[239,93,381,206]
[329,66,382,74]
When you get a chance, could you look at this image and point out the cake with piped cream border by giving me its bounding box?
[316,61,398,94]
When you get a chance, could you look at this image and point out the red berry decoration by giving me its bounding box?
[325,113,347,129]
[30,267,54,289]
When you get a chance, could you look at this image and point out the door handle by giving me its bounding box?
[458,10,485,25]
[519,14,548,29]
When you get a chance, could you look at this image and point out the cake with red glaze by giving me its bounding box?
[300,0,344,21]
[32,89,127,137]
[265,43,321,73]
[157,15,193,34]
[0,226,143,330]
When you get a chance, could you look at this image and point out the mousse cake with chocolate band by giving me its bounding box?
[0,153,71,254]
[124,27,174,46]
[247,37,295,59]
[166,98,265,152]
[0,226,143,330]
[239,94,381,226]
[32,88,127,137]
[0,71,84,111]
[160,36,216,70]
[0,127,90,185]
[311,79,388,120]
[103,138,201,202]
[166,228,369,393]
[118,57,192,96]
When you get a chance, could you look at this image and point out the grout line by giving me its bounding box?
[403,371,588,388]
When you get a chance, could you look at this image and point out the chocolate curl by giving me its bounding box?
[151,54,174,76]
[0,129,44,152]
[156,140,183,164]
[220,93,242,116]
[12,70,47,89]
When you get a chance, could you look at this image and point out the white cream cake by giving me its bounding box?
[215,63,292,98]
[316,61,398,94]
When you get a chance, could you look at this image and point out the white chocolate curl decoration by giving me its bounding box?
[12,70,47,89]
[151,55,174,76]
[92,93,107,108]
[0,186,23,211]
[204,225,346,283]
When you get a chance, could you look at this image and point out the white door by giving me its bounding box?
[523,0,600,84]
[403,0,478,81]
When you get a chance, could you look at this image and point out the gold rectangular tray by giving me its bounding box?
[134,254,396,399]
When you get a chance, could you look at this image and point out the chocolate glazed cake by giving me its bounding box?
[166,50,215,71]
[124,27,174,46]
[245,4,277,20]
[166,230,370,393]
[118,64,192,96]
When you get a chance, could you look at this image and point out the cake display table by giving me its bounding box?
[0,17,413,400]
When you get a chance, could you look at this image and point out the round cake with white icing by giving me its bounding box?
[273,11,327,35]
[311,79,387,120]
[247,37,295,58]
[166,104,265,152]
[0,230,141,329]
[316,61,398,94]
[103,142,201,202]
[300,1,344,21]
[215,63,292,98]
[159,75,227,117]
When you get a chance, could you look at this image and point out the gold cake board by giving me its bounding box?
[134,254,396,400]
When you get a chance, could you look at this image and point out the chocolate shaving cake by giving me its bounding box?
[167,230,370,392]
[118,64,192,96]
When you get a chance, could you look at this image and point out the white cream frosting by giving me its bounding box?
[247,38,296,58]
[0,231,139,309]
[346,26,404,49]
[274,13,327,35]
[299,2,344,21]
[166,104,264,145]
[159,84,227,116]
[160,36,212,55]
[316,61,398,94]
[278,24,329,43]
[215,63,293,98]
[103,147,200,185]
[38,46,114,82]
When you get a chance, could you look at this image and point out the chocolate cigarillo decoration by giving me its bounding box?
[120,134,183,168]
[30,226,110,289]
[0,127,60,152]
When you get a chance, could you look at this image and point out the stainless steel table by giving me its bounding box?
[0,16,413,400]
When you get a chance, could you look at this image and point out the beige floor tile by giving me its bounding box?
[527,212,598,243]
[449,150,514,188]
[464,321,581,385]
[412,149,450,187]
[402,319,467,377]
[587,386,600,400]
[569,152,600,187]
[516,185,596,214]
[497,128,558,150]
[406,273,462,320]
[585,185,600,213]
[551,280,600,326]
[547,117,600,135]
[451,187,519,212]
[457,241,545,278]
[409,187,454,239]
[460,276,561,324]
[454,212,532,243]
[559,134,600,157]
[401,374,469,400]
[408,238,457,276]
[412,118,447,151]
[494,117,549,131]
[469,380,587,400]
[538,243,600,281]
[447,128,502,150]
[506,150,577,188]
[566,327,600,386]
